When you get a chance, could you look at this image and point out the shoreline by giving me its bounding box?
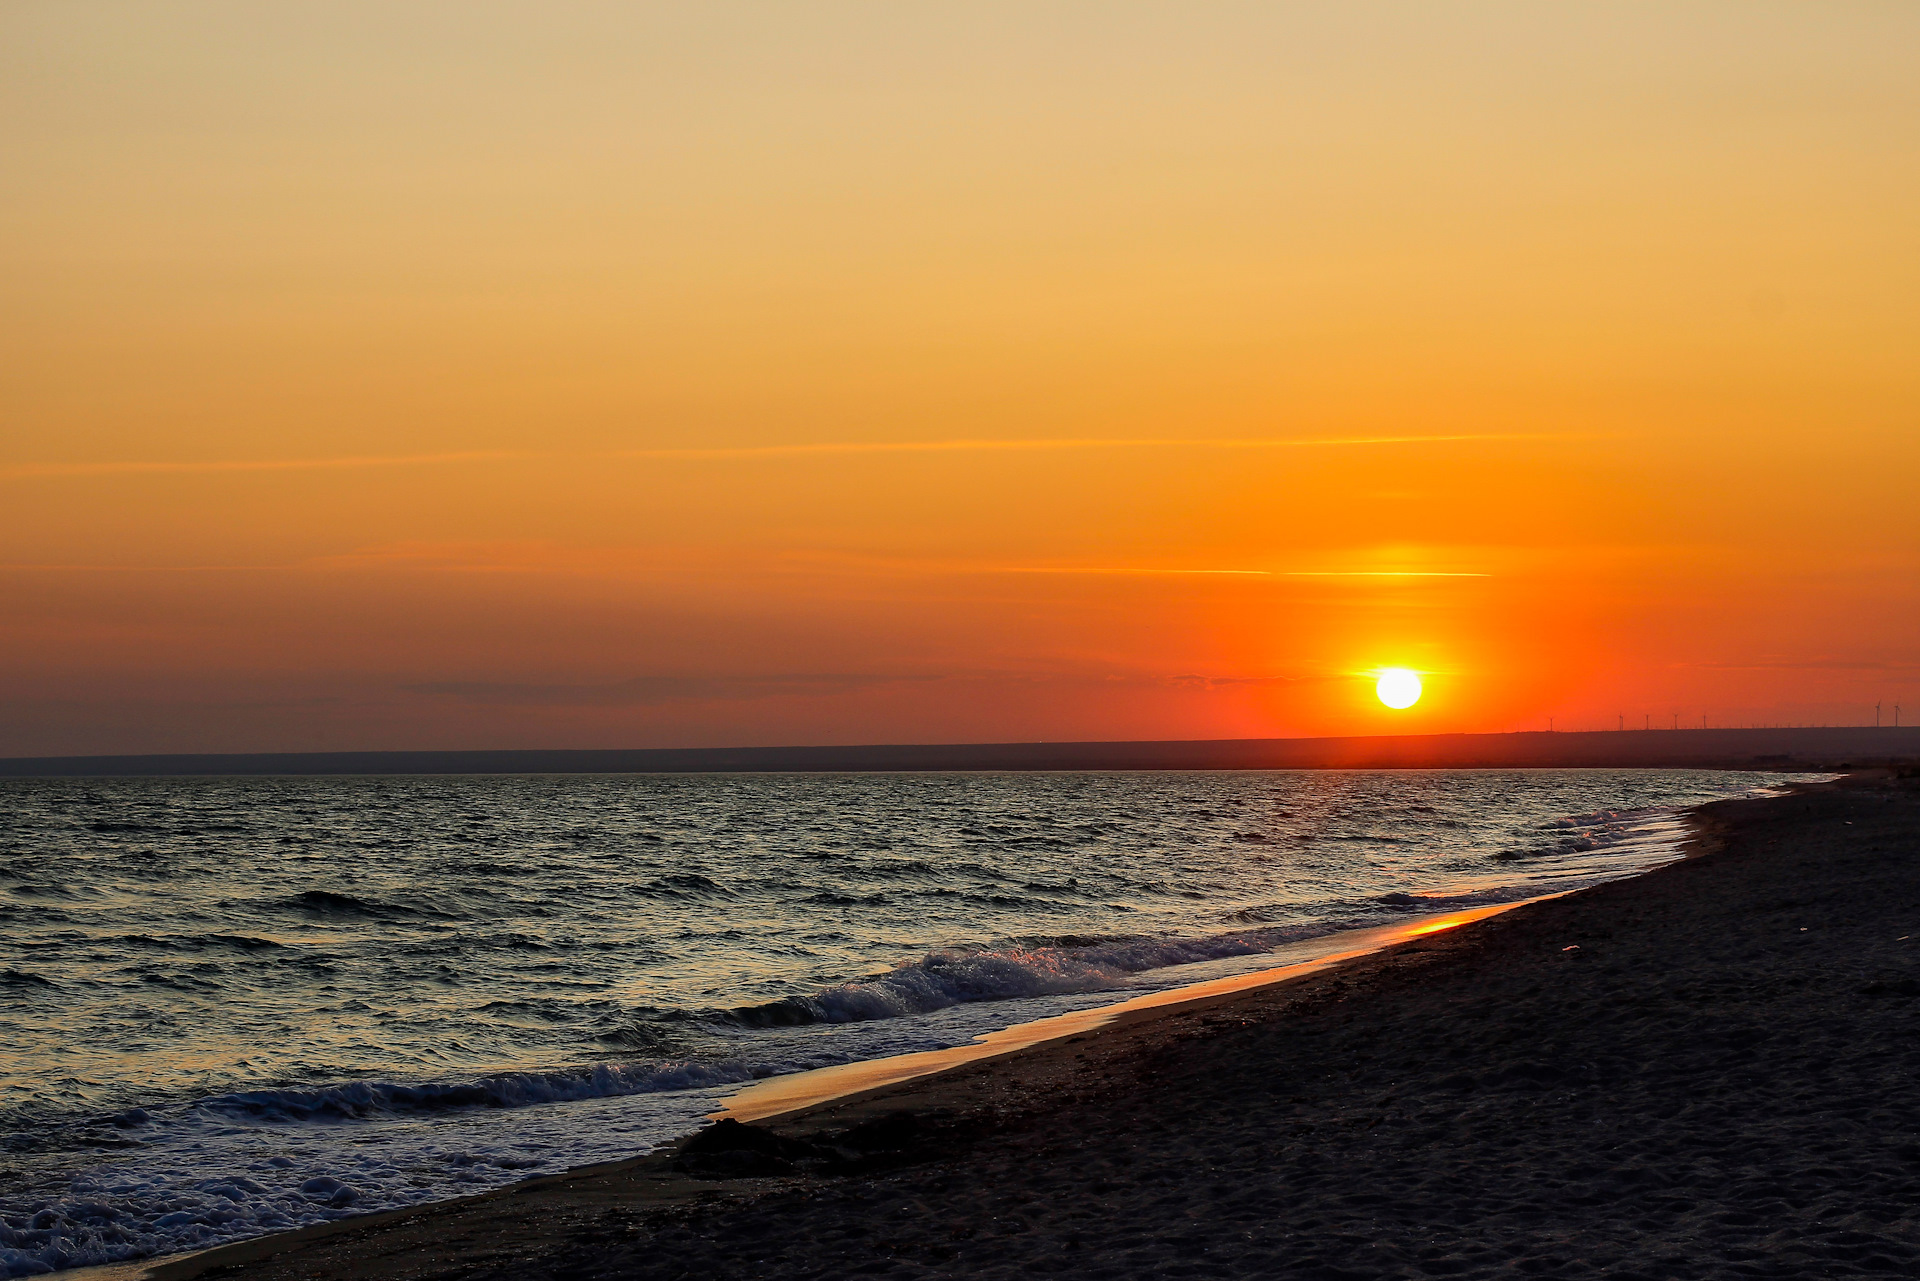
[56,900,1573,1281]
[50,772,1890,1280]
[715,899,1565,1127]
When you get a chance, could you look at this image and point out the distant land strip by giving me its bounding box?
[3,728,1918,778]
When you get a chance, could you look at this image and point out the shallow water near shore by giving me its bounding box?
[0,768,1818,1276]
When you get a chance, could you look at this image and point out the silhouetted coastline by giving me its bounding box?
[4,726,1916,778]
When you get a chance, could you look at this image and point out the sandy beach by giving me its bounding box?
[100,771,1920,1281]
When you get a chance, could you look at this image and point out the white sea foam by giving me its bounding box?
[193,1061,764,1123]
[0,1080,753,1277]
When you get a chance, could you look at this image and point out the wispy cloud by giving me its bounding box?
[407,673,933,707]
[0,552,1491,580]
[406,670,1344,706]
[0,452,526,480]
[1167,673,1331,688]
[1273,570,1491,578]
[2,433,1586,481]
[995,567,1490,578]
[0,562,266,573]
[620,433,1576,460]
[1691,658,1920,672]
[997,567,1276,577]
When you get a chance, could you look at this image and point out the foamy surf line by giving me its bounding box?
[718,895,1568,1125]
[46,896,1565,1281]
[714,796,1724,1033]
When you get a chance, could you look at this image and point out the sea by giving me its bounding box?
[0,768,1818,1277]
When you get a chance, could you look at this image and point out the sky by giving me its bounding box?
[3,1,1917,756]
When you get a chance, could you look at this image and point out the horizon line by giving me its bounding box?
[2,723,1907,769]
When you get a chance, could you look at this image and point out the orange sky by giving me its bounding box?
[3,2,1917,756]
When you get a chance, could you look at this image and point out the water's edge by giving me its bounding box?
[720,895,1565,1124]
[52,895,1570,1281]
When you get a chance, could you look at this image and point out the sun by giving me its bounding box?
[1375,668,1422,710]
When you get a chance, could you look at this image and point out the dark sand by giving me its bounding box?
[132,773,1920,1281]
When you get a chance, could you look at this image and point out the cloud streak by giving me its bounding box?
[406,670,1339,706]
[406,673,934,707]
[619,434,1578,460]
[0,452,527,480]
[1691,659,1920,673]
[996,568,1491,578]
[2,434,1586,481]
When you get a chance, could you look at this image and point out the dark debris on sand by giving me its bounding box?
[170,774,1920,1281]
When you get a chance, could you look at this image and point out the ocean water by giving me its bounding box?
[0,768,1813,1276]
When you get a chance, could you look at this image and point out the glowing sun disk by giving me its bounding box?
[1376,668,1422,709]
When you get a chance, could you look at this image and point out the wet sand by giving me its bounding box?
[118,772,1920,1280]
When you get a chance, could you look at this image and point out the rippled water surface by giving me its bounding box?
[0,769,1809,1275]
